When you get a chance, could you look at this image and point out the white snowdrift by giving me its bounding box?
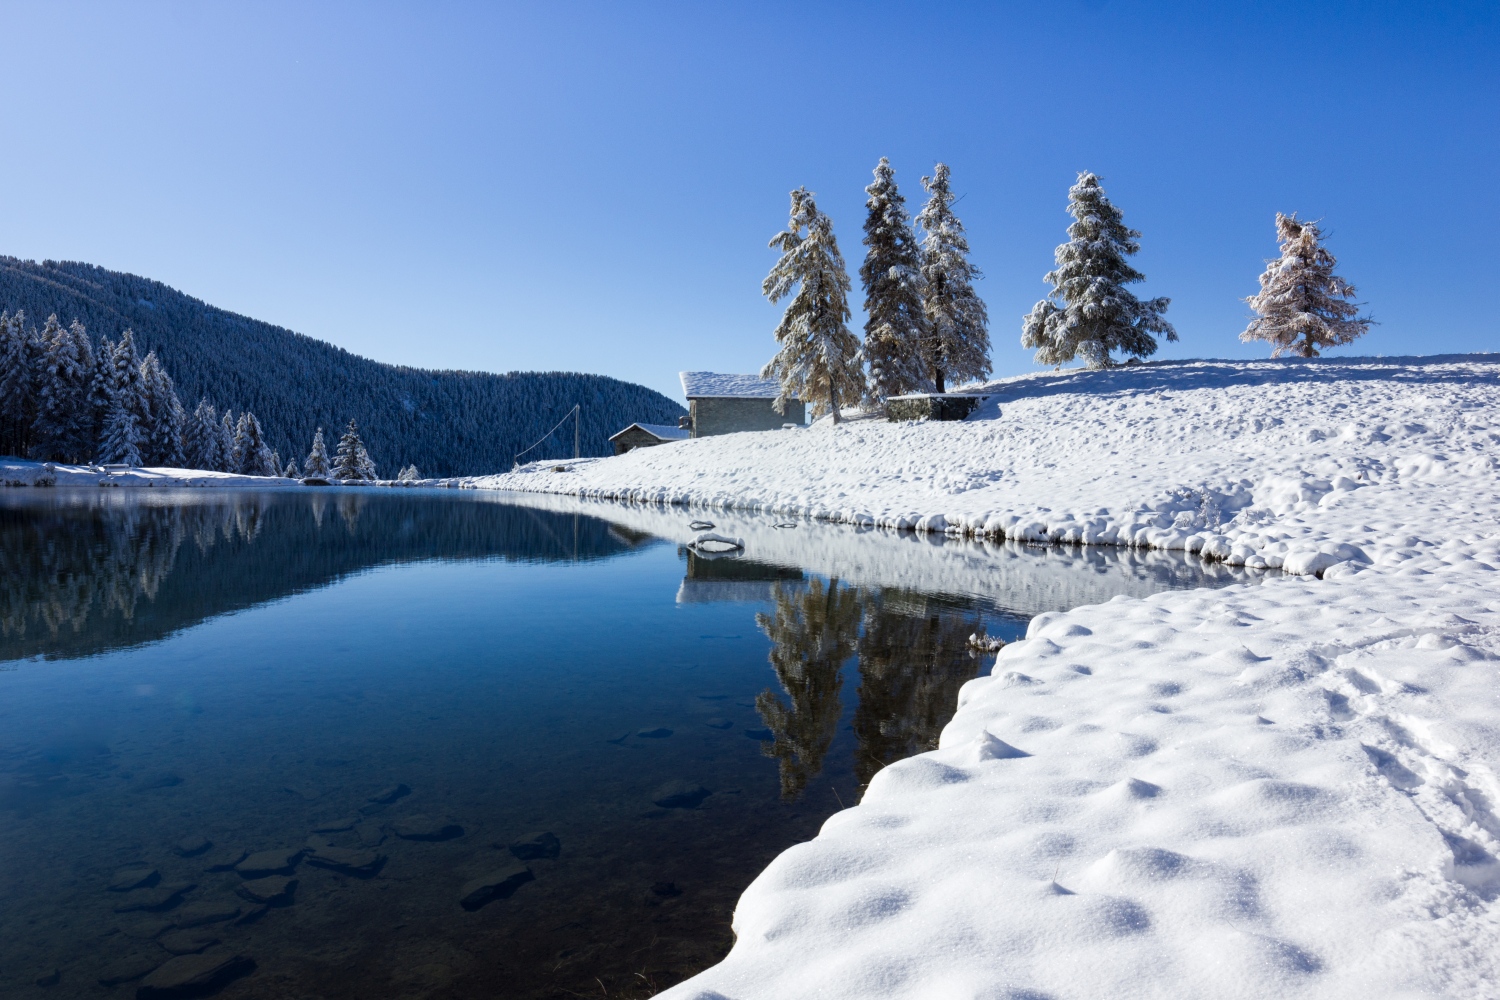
[468,356,1500,998]
[0,458,301,488]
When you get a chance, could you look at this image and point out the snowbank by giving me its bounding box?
[468,357,1500,998]
[0,458,301,488]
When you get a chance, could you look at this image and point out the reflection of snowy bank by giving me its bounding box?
[484,490,1250,618]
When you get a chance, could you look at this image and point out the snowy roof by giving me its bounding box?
[679,371,792,400]
[609,422,689,442]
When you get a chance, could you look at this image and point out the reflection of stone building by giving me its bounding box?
[675,551,803,604]
[679,372,805,437]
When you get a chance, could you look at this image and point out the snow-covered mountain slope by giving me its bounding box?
[468,355,1500,580]
[473,356,1500,999]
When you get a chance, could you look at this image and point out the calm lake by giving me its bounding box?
[0,489,1251,999]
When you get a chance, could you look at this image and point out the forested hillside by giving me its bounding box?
[0,257,684,476]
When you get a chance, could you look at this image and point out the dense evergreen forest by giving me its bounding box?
[0,257,684,476]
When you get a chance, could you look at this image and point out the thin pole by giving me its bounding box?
[574,404,580,459]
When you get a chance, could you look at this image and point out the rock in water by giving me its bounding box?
[311,816,358,834]
[354,821,386,847]
[235,876,296,906]
[389,816,464,841]
[235,849,302,878]
[458,864,534,911]
[636,727,673,739]
[704,717,732,730]
[135,949,253,999]
[203,848,249,872]
[35,968,59,987]
[97,953,161,987]
[173,836,212,858]
[367,783,410,805]
[157,930,219,955]
[305,845,386,877]
[651,781,711,809]
[170,901,241,929]
[109,867,161,891]
[113,883,195,913]
[507,831,561,861]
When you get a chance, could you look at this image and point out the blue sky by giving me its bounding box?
[0,2,1494,402]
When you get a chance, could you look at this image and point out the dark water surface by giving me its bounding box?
[0,489,1250,999]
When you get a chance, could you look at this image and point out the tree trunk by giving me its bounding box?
[828,379,839,425]
[934,368,946,394]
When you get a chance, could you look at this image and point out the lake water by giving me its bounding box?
[0,489,1251,999]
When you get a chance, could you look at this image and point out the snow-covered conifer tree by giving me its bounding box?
[915,164,990,392]
[97,331,147,466]
[231,412,249,473]
[761,188,863,423]
[333,419,368,480]
[233,412,277,476]
[268,449,283,478]
[356,439,377,481]
[31,316,96,462]
[217,412,237,473]
[1022,172,1175,369]
[1241,213,1372,357]
[396,464,420,482]
[184,400,220,471]
[0,311,38,458]
[139,352,186,467]
[860,158,930,408]
[282,457,301,479]
[304,427,331,479]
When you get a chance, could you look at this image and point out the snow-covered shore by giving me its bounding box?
[0,458,302,488]
[469,356,1500,998]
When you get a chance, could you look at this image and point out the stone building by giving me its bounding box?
[608,422,689,455]
[679,372,805,438]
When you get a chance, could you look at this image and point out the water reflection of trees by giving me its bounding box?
[0,491,652,662]
[753,581,987,800]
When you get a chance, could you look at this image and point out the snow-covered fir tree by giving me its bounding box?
[860,158,930,408]
[139,351,186,467]
[184,400,221,471]
[304,427,331,479]
[31,316,96,463]
[269,449,283,478]
[1022,172,1175,369]
[915,163,990,392]
[356,438,377,481]
[761,188,863,423]
[0,311,38,457]
[333,419,369,480]
[395,464,420,482]
[97,331,148,465]
[282,457,301,479]
[217,411,237,473]
[1241,213,1372,357]
[233,411,277,476]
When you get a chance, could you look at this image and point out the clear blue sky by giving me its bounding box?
[1,2,1494,403]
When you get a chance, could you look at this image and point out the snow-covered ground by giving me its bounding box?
[0,458,301,488]
[468,356,1500,998]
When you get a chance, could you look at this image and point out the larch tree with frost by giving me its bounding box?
[304,428,331,479]
[1241,213,1372,358]
[860,158,930,407]
[1022,172,1175,369]
[761,187,863,424]
[915,163,990,393]
[98,331,147,466]
[333,419,370,480]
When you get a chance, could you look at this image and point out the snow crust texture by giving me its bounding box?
[468,357,1500,998]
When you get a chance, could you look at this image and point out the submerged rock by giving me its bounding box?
[135,949,253,999]
[157,930,219,955]
[651,781,711,809]
[97,953,161,987]
[109,867,161,892]
[636,727,673,739]
[169,901,241,929]
[117,919,174,940]
[35,968,60,987]
[311,816,359,834]
[458,864,534,911]
[235,876,296,906]
[113,883,195,913]
[704,717,733,730]
[354,821,386,847]
[173,836,212,858]
[506,831,560,861]
[367,783,410,805]
[304,844,386,876]
[203,848,249,872]
[235,849,302,878]
[390,816,464,841]
[744,728,773,740]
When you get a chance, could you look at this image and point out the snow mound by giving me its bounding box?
[0,458,300,488]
